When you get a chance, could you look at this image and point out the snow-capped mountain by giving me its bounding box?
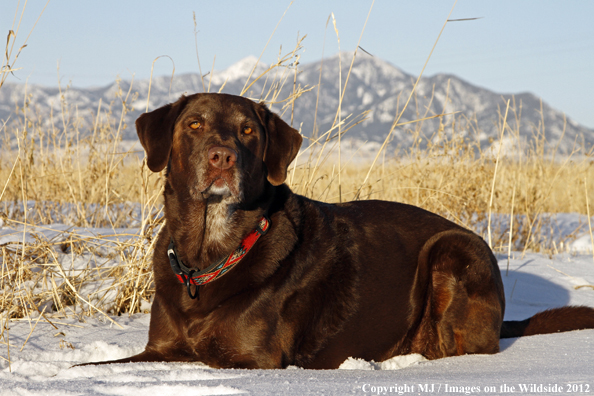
[1,52,592,153]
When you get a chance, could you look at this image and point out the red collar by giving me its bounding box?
[167,216,270,299]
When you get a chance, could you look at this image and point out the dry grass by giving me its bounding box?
[1,5,594,367]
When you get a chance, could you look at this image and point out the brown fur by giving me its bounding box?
[89,93,594,369]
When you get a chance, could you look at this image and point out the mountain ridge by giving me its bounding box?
[1,52,592,153]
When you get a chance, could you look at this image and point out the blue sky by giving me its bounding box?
[2,0,593,128]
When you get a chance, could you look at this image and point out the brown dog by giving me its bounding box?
[99,93,594,369]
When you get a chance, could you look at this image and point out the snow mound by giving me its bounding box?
[338,357,375,370]
[379,353,428,370]
[568,233,594,253]
[339,353,427,370]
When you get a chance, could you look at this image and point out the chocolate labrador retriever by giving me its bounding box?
[97,93,594,369]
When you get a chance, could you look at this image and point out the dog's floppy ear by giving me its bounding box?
[136,95,188,172]
[259,105,302,186]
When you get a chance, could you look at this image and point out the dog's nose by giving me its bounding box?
[208,146,237,170]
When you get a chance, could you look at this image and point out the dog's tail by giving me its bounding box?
[500,306,594,338]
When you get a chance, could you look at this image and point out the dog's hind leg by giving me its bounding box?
[411,230,505,359]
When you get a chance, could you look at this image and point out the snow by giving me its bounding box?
[209,56,268,86]
[2,217,594,394]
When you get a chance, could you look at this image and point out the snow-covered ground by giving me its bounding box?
[1,218,594,395]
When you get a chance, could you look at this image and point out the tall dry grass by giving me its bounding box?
[1,4,594,367]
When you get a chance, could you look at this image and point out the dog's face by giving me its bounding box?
[135,93,302,206]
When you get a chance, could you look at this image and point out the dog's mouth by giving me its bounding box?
[200,174,240,200]
[202,177,229,198]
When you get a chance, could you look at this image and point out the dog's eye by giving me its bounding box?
[243,126,253,135]
[189,121,201,130]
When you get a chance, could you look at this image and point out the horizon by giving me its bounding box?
[0,50,577,99]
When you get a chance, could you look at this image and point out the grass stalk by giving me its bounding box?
[488,99,510,248]
[586,178,594,263]
[507,184,516,276]
[356,0,459,198]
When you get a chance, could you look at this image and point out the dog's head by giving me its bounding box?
[136,93,302,204]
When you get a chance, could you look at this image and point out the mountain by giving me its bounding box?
[1,52,592,154]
